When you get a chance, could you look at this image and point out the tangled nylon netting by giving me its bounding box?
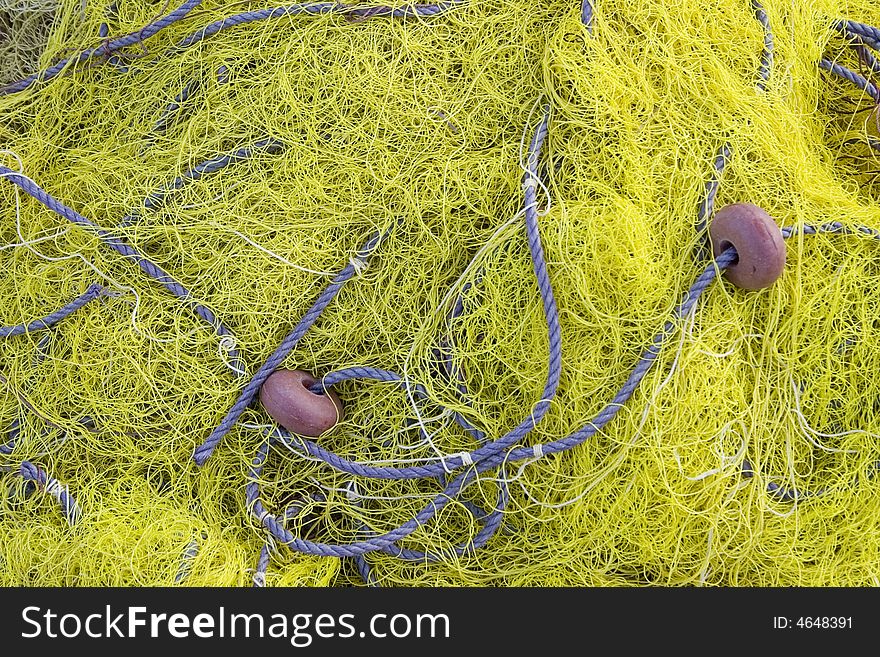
[1,0,880,587]
[0,1,64,86]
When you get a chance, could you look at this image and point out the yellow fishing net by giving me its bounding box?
[1,0,879,586]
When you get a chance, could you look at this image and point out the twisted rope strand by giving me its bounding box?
[0,1,469,95]
[172,2,468,53]
[252,544,270,587]
[193,226,393,465]
[244,112,560,481]
[245,244,736,558]
[834,19,880,51]
[819,58,880,103]
[0,165,239,357]
[148,79,202,142]
[695,143,731,260]
[242,113,555,556]
[0,284,104,338]
[580,1,593,33]
[120,138,286,228]
[0,418,21,456]
[18,461,79,526]
[752,0,774,90]
[1,0,205,95]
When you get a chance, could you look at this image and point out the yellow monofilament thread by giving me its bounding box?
[1,0,879,587]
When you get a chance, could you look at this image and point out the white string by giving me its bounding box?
[319,371,455,453]
[400,210,525,467]
[392,407,456,450]
[762,432,799,519]
[789,375,865,454]
[43,477,79,524]
[223,228,336,276]
[271,426,461,466]
[0,227,71,251]
[682,300,764,358]
[2,162,201,345]
[239,422,279,432]
[396,111,556,466]
[672,419,748,481]
[44,477,63,497]
[517,98,553,218]
[313,479,435,503]
[218,335,247,376]
[697,527,714,586]
[508,304,699,510]
[0,1,60,14]
[349,254,369,275]
[695,334,764,358]
[0,149,25,171]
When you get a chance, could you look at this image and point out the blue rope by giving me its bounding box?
[250,419,509,561]
[0,1,469,96]
[580,1,593,33]
[819,58,880,103]
[4,2,877,569]
[833,19,880,52]
[243,244,730,558]
[354,552,379,586]
[174,536,201,583]
[0,0,205,95]
[240,114,552,557]
[737,220,880,504]
[0,165,241,364]
[193,226,394,465]
[243,130,880,559]
[309,366,484,444]
[121,138,285,226]
[694,143,731,260]
[852,43,880,75]
[146,79,203,144]
[314,368,505,556]
[17,461,79,526]
[172,2,469,54]
[346,483,380,585]
[0,418,21,456]
[236,113,559,487]
[252,544,271,587]
[781,221,880,241]
[250,501,308,586]
[146,139,285,210]
[0,284,104,338]
[751,0,774,91]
